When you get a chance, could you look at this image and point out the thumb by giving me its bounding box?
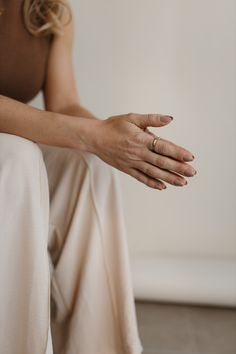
[128,113,173,129]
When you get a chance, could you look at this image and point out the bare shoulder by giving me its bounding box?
[51,0,74,50]
[43,1,79,111]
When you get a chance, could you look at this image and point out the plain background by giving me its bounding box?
[31,0,236,306]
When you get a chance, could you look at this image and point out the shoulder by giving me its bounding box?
[51,0,74,49]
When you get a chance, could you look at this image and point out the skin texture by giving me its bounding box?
[0,3,197,190]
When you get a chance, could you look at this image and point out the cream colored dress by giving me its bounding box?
[0,132,143,354]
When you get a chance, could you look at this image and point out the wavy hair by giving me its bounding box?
[23,0,72,37]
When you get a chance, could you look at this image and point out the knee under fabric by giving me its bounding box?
[0,138,143,354]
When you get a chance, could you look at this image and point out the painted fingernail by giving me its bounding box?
[174,180,186,186]
[183,155,194,162]
[185,168,196,177]
[160,116,173,123]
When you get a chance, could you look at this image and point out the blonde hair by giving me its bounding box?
[23,0,72,37]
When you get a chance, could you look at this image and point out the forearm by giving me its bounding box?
[55,102,100,120]
[0,95,100,152]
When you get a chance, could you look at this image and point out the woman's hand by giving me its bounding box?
[92,112,197,190]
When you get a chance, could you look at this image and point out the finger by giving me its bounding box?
[129,168,167,190]
[127,112,173,129]
[147,136,195,162]
[134,161,188,186]
[143,150,197,177]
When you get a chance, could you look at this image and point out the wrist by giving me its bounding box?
[52,112,100,152]
[73,116,104,153]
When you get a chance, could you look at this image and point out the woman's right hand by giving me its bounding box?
[91,112,197,190]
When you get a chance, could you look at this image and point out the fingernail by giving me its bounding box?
[185,169,196,177]
[174,180,186,186]
[160,116,173,123]
[183,155,194,162]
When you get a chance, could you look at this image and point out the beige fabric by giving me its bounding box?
[0,132,143,354]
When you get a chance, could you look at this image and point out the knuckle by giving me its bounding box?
[177,151,184,161]
[177,148,186,161]
[143,178,151,188]
[127,112,135,118]
[143,165,149,174]
[145,177,152,186]
[156,156,166,169]
[146,178,154,187]
[174,162,184,173]
[182,166,189,175]
[171,179,178,185]
[167,160,185,175]
[143,175,156,188]
[146,179,154,188]
[132,169,161,189]
[173,177,184,186]
[144,165,153,177]
[147,114,157,126]
[147,179,156,188]
[165,175,176,185]
[156,141,165,154]
[138,173,150,187]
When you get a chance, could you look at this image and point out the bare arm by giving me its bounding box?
[0,8,99,150]
[42,8,97,120]
[0,94,99,151]
[0,3,196,190]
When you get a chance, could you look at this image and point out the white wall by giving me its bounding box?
[32,0,236,306]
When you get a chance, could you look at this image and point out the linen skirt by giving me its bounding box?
[0,132,143,354]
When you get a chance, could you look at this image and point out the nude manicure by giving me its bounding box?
[183,155,194,162]
[160,116,173,123]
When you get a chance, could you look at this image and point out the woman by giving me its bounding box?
[0,1,197,353]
